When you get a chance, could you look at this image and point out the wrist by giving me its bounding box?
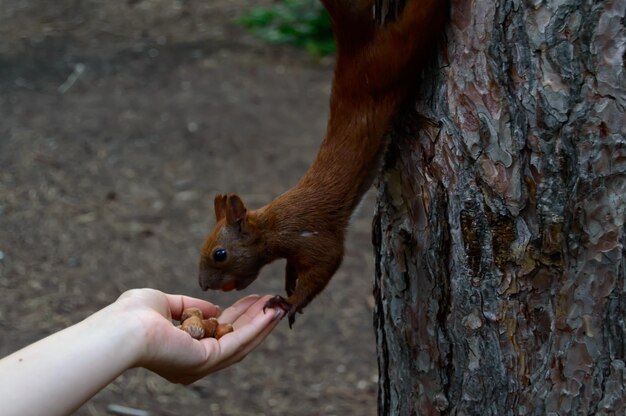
[81,302,148,370]
[0,302,151,416]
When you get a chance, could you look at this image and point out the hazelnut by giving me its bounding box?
[215,323,234,339]
[178,308,231,340]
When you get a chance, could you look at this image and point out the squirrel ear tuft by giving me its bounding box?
[214,194,227,222]
[225,194,247,226]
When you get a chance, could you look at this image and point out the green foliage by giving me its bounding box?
[239,0,335,56]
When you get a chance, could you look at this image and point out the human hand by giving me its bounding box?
[110,289,284,384]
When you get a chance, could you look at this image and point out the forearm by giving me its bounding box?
[0,289,283,415]
[0,305,142,416]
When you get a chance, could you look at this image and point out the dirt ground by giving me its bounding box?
[0,1,378,415]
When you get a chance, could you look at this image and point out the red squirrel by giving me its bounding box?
[198,0,447,326]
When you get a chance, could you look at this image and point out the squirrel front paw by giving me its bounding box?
[264,295,300,328]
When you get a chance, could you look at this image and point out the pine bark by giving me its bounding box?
[373,0,626,414]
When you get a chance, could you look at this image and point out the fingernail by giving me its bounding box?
[272,308,285,321]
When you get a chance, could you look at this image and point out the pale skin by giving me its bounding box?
[0,288,284,416]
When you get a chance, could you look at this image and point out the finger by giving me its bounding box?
[228,295,278,329]
[164,293,221,320]
[217,294,265,323]
[210,310,284,372]
[217,294,275,327]
[212,299,282,361]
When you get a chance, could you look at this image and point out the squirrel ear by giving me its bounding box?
[214,194,227,222]
[225,194,247,226]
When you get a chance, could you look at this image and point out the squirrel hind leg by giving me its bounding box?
[384,0,447,45]
[320,0,376,23]
[322,0,376,49]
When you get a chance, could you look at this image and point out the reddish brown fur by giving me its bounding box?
[199,0,447,326]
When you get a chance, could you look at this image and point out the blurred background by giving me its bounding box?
[0,1,378,415]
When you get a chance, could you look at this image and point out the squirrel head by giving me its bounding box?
[198,194,264,292]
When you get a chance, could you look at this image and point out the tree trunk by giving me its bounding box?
[373,0,626,415]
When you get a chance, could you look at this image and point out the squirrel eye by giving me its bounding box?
[213,249,227,263]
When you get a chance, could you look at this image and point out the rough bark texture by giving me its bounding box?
[373,0,626,414]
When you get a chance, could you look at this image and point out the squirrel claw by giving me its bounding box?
[264,295,290,311]
[264,295,299,328]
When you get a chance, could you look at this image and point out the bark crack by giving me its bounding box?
[434,183,453,414]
